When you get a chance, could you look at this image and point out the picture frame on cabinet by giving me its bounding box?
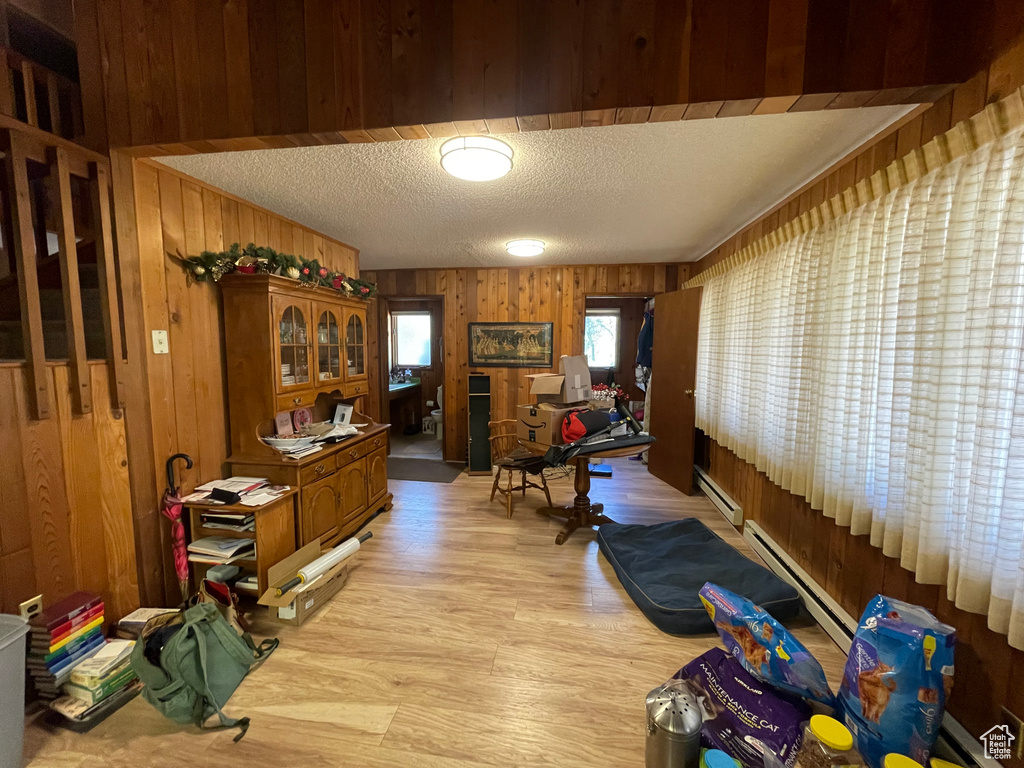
[275,412,295,436]
[333,403,354,425]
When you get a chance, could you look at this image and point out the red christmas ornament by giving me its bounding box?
[302,267,310,275]
[318,267,328,277]
[360,286,369,294]
[332,276,343,289]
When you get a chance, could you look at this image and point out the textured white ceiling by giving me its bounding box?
[159,107,912,270]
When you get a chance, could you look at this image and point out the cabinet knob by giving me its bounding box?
[349,449,358,459]
[315,463,326,475]
[293,396,302,404]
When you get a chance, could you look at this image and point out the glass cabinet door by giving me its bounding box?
[316,308,342,383]
[277,304,310,389]
[345,311,366,379]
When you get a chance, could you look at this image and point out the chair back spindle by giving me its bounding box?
[488,419,518,462]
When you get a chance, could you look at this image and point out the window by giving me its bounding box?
[695,122,1024,650]
[584,308,619,368]
[391,311,432,367]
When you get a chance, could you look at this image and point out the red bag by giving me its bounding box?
[561,409,611,442]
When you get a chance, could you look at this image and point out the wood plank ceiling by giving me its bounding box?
[72,0,1024,155]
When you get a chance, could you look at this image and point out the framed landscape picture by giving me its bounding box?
[468,322,554,367]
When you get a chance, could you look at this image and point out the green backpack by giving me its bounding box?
[130,602,278,741]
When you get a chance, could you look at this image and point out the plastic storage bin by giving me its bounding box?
[0,614,29,768]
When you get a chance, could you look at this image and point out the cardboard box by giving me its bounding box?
[525,355,593,404]
[525,373,565,404]
[559,355,592,403]
[258,539,354,626]
[517,403,581,445]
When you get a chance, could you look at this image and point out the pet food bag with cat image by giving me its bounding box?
[676,648,811,768]
[838,595,955,768]
[700,583,835,706]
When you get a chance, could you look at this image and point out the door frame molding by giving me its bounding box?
[376,293,448,462]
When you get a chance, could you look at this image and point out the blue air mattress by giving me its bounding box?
[597,518,801,635]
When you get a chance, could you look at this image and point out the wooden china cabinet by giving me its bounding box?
[220,273,391,549]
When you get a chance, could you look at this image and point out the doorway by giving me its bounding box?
[583,296,650,411]
[381,297,445,462]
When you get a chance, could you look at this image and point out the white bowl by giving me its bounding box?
[262,435,316,449]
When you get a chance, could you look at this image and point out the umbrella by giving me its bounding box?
[162,453,194,602]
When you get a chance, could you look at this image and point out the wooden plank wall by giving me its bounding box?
[71,0,1021,154]
[128,159,358,604]
[361,264,686,462]
[688,33,1024,756]
[0,362,138,622]
[690,31,1024,278]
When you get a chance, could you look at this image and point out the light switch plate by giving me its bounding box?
[152,329,169,354]
[19,594,42,620]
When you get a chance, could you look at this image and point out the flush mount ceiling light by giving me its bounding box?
[439,136,513,181]
[506,239,545,257]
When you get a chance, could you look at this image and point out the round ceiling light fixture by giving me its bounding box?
[439,136,513,181]
[506,239,545,257]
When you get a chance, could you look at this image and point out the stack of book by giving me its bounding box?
[49,638,143,726]
[61,638,136,706]
[199,510,255,531]
[187,536,256,564]
[115,607,177,640]
[27,592,105,698]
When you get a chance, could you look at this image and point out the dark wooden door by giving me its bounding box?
[647,287,701,494]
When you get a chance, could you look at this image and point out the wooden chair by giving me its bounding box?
[488,419,553,518]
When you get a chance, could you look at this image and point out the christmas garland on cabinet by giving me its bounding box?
[180,242,377,299]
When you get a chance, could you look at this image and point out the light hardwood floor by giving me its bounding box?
[23,460,847,768]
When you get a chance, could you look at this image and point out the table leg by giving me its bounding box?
[536,458,618,544]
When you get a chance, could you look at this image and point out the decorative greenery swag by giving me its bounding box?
[180,242,378,299]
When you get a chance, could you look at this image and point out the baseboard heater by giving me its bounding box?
[693,465,743,525]
[743,519,996,768]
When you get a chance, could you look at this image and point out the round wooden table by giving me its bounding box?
[519,440,650,545]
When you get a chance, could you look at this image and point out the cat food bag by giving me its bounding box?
[676,648,810,768]
[700,582,835,706]
[838,595,956,768]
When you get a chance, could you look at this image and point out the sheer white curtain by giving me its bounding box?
[696,125,1024,648]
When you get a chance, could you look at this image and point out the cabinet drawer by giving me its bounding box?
[336,443,364,466]
[300,458,336,485]
[344,381,368,398]
[338,433,385,464]
[277,390,316,411]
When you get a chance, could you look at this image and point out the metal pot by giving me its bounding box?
[645,678,703,768]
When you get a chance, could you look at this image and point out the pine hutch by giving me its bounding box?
[220,273,391,549]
